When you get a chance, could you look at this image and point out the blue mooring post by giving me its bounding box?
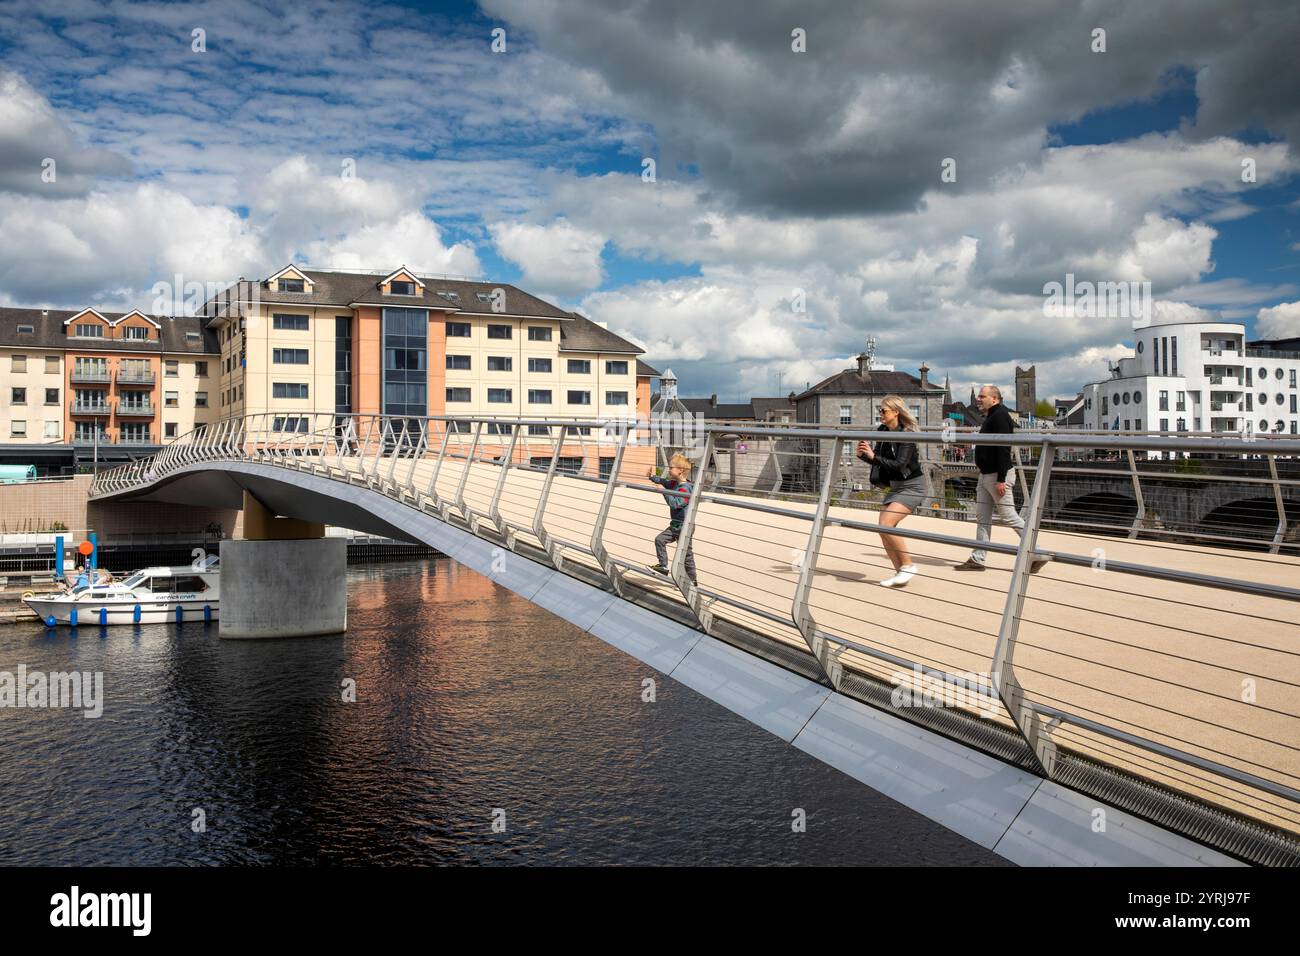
[55,535,64,580]
[203,604,212,624]
[89,532,97,570]
[99,607,108,627]
[69,607,78,628]
[133,604,142,623]
[175,604,184,624]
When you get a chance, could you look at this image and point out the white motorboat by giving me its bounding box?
[24,555,220,626]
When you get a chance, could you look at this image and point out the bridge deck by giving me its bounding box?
[327,453,1300,837]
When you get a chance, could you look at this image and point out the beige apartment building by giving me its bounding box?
[203,265,658,469]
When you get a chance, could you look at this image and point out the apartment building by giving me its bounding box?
[0,308,218,472]
[1072,313,1300,440]
[203,265,658,470]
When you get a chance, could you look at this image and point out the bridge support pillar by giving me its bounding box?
[218,492,345,639]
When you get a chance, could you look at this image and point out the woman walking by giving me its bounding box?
[857,395,927,587]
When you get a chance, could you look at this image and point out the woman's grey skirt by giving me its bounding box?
[882,475,929,511]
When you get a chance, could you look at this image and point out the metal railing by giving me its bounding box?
[70,401,110,415]
[116,369,155,385]
[115,402,155,417]
[69,368,110,384]
[88,412,1300,861]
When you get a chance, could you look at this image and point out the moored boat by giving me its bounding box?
[24,555,220,626]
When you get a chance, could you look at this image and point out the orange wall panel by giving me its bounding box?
[354,307,381,415]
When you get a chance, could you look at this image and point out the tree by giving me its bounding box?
[1035,399,1056,420]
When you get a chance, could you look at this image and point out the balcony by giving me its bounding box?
[116,368,155,386]
[116,402,155,417]
[70,400,111,415]
[1210,402,1239,414]
[115,436,156,446]
[70,367,110,384]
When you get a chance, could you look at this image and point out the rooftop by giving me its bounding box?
[0,308,218,354]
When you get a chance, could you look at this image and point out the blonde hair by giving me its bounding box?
[669,452,693,475]
[880,395,919,431]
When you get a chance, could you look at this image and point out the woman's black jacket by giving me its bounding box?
[856,424,922,483]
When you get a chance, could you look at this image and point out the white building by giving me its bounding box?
[1075,314,1300,441]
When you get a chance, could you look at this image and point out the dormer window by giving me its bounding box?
[438,290,459,301]
[278,279,305,293]
[476,292,491,303]
[16,324,33,334]
[74,324,104,338]
[123,326,150,340]
[390,280,416,296]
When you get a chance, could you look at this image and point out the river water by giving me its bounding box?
[0,559,1004,866]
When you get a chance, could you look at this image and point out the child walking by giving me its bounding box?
[648,453,698,586]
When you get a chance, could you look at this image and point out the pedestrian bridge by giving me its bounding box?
[89,414,1300,866]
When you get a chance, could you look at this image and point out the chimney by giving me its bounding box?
[710,393,717,408]
[856,353,870,376]
[919,362,930,389]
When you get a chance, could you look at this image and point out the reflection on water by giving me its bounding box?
[0,560,1003,866]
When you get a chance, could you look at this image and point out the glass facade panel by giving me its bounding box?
[382,307,428,418]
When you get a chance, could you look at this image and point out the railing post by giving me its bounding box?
[1126,448,1146,538]
[402,419,429,496]
[992,439,1058,778]
[669,430,715,632]
[427,420,453,515]
[790,435,845,687]
[386,419,408,487]
[455,421,484,528]
[530,426,567,567]
[368,418,392,485]
[1268,453,1286,555]
[590,422,630,595]
[488,423,520,538]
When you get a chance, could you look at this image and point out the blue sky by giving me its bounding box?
[1,0,1298,402]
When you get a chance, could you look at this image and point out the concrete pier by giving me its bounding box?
[218,491,347,639]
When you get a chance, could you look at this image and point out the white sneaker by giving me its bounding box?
[881,565,917,588]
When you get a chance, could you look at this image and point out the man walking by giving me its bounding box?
[954,385,1045,574]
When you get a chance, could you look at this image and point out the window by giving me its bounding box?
[44,421,59,439]
[446,322,471,337]
[567,359,590,374]
[1259,392,1268,406]
[605,360,628,375]
[528,357,552,373]
[11,387,25,405]
[1277,419,1286,433]
[841,442,852,462]
[385,348,425,371]
[1292,396,1297,414]
[487,324,511,339]
[195,361,208,377]
[839,405,851,425]
[45,356,59,374]
[272,417,310,433]
[1259,367,1268,379]
[476,291,491,303]
[74,324,103,338]
[528,326,552,342]
[273,313,309,331]
[44,388,58,405]
[605,391,628,406]
[1287,369,1296,387]
[196,392,208,408]
[568,390,591,405]
[446,355,471,370]
[487,388,512,404]
[273,348,309,364]
[1158,390,1168,411]
[1159,418,1168,432]
[17,324,33,334]
[335,316,351,414]
[185,331,201,342]
[1176,391,1185,411]
[1278,393,1286,406]
[272,383,309,399]
[165,360,178,377]
[528,389,552,404]
[528,425,551,437]
[390,280,416,296]
[161,391,177,408]
[165,422,177,439]
[1277,368,1286,380]
[438,290,460,302]
[446,387,471,403]
[123,326,150,340]
[382,307,428,417]
[1259,419,1269,431]
[11,355,25,372]
[487,356,512,372]
[10,420,25,437]
[277,278,305,293]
